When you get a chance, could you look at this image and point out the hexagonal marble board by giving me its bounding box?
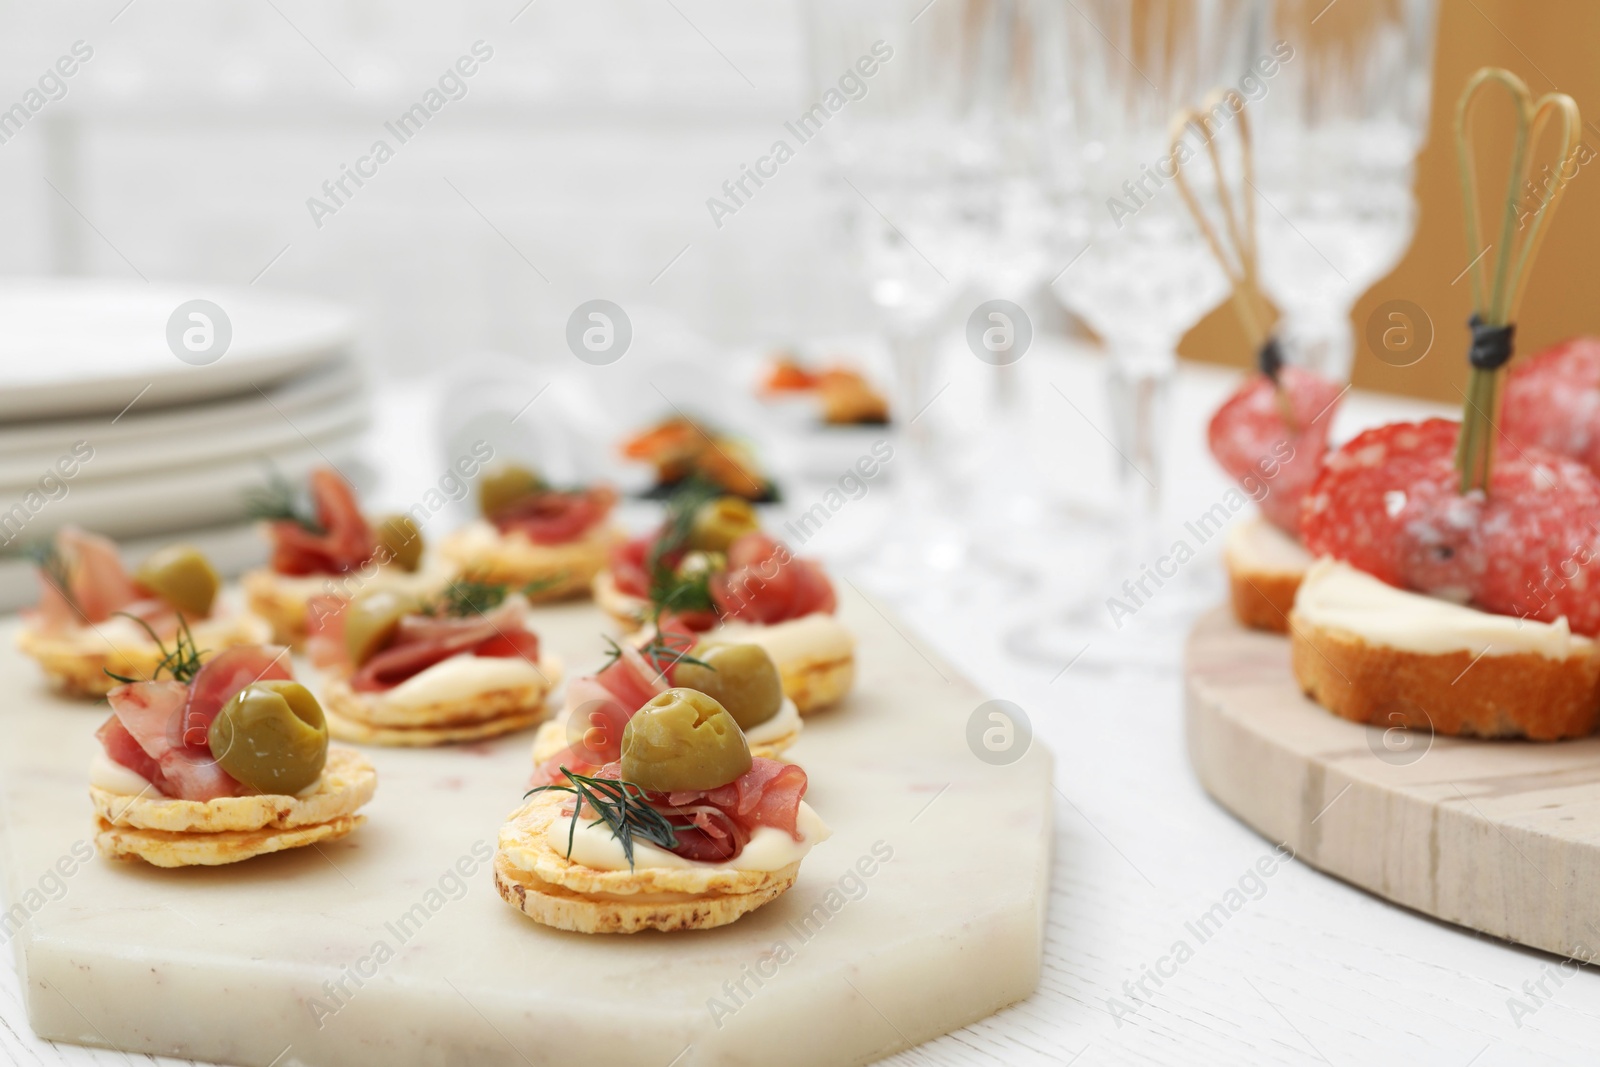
[1,585,1050,1067]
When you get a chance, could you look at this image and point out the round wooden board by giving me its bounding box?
[1185,605,1600,963]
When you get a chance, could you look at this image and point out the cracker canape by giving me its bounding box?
[530,626,801,777]
[621,416,778,502]
[497,687,828,933]
[91,640,376,867]
[242,467,452,648]
[306,582,561,746]
[596,489,854,714]
[763,357,890,426]
[17,527,268,698]
[436,464,622,601]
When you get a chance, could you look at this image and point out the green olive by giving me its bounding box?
[374,513,424,572]
[672,643,782,730]
[688,497,759,552]
[208,680,328,795]
[344,589,418,667]
[479,464,545,519]
[134,545,219,619]
[620,688,752,792]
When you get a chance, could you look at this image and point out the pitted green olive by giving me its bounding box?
[688,497,759,552]
[208,680,328,795]
[479,464,545,519]
[374,513,424,572]
[134,545,219,619]
[344,589,418,667]
[672,643,782,730]
[620,688,752,792]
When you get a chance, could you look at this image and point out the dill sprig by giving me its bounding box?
[427,574,567,617]
[26,540,81,619]
[645,478,724,615]
[104,613,206,685]
[244,470,322,533]
[600,630,711,682]
[526,768,688,871]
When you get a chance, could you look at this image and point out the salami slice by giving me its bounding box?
[1207,366,1345,534]
[1501,336,1600,474]
[1302,418,1600,634]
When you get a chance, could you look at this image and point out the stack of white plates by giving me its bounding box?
[0,279,367,611]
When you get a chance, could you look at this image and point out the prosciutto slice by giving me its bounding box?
[710,533,836,624]
[346,599,541,693]
[492,486,617,544]
[31,527,172,632]
[182,645,292,746]
[267,468,376,576]
[584,758,809,861]
[101,680,243,801]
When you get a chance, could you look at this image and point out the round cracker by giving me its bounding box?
[590,569,648,631]
[95,814,364,868]
[91,747,377,833]
[17,613,272,700]
[324,704,545,746]
[321,655,560,729]
[439,525,621,601]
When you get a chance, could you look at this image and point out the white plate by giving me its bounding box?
[0,279,355,421]
[0,360,366,485]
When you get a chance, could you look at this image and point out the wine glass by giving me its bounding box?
[1007,0,1253,664]
[1250,0,1438,381]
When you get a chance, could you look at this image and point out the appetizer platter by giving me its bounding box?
[1,539,1049,1065]
[1186,70,1600,958]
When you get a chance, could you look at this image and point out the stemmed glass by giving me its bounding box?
[1250,0,1438,380]
[1007,0,1254,663]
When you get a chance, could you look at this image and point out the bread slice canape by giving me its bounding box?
[1290,558,1600,741]
[18,528,271,698]
[90,645,376,867]
[243,466,453,647]
[309,586,560,746]
[1224,515,1313,634]
[499,688,828,933]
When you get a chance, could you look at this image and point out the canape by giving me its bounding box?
[91,641,376,867]
[497,687,828,933]
[17,527,268,698]
[621,417,777,501]
[529,627,801,776]
[436,464,622,601]
[763,358,890,426]
[242,467,453,648]
[307,582,562,746]
[596,490,854,713]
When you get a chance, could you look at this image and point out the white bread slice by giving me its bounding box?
[1289,558,1600,741]
[1224,515,1312,633]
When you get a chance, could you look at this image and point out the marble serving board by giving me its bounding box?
[1185,605,1600,962]
[1,586,1051,1067]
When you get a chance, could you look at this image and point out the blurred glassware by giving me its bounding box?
[1251,0,1438,381]
[1008,0,1255,664]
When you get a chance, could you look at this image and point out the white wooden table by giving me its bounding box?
[7,346,1596,1067]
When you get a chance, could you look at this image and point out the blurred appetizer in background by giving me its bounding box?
[763,355,889,426]
[621,415,777,502]
[497,686,827,933]
[243,466,451,648]
[598,485,853,713]
[530,624,801,781]
[91,639,376,867]
[307,581,561,746]
[438,463,621,601]
[17,527,268,698]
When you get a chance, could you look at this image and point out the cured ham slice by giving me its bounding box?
[492,486,617,544]
[102,679,243,801]
[344,599,541,693]
[710,533,836,624]
[182,645,293,746]
[31,527,174,632]
[583,758,809,862]
[267,468,376,576]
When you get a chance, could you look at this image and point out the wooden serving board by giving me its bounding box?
[1,587,1052,1067]
[1186,606,1600,962]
